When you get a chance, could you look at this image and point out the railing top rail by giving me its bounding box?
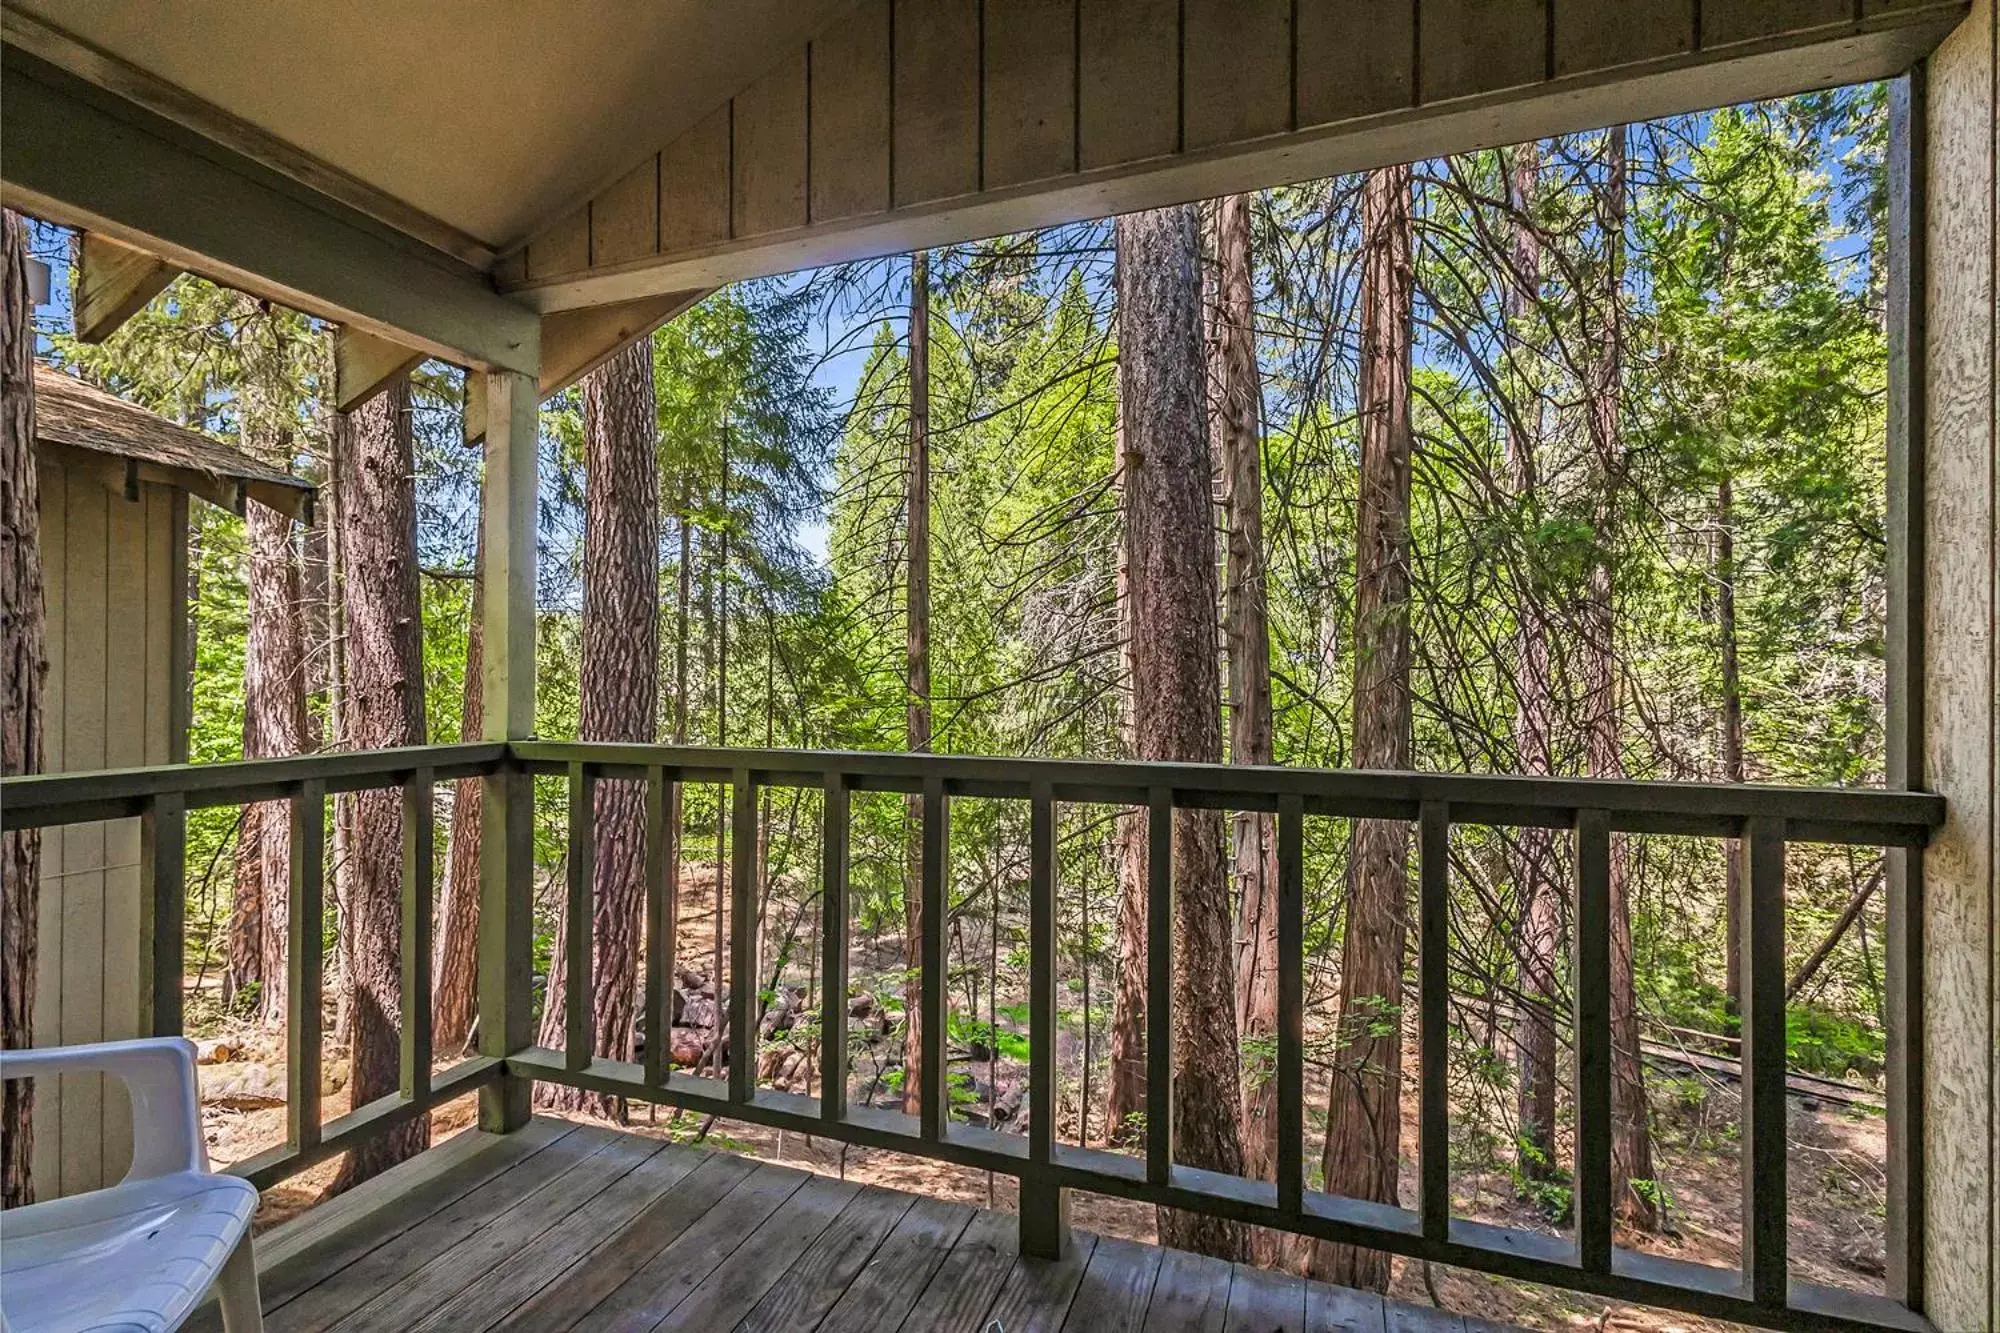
[0,738,1945,846]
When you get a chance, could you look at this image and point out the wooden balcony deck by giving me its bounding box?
[205,1116,1519,1333]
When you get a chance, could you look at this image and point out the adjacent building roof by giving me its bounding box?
[33,363,314,521]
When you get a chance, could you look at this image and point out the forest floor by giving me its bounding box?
[189,871,1891,1333]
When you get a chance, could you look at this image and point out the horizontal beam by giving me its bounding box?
[0,48,539,374]
[503,0,1964,310]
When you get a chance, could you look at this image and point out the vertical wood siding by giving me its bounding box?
[29,459,176,1198]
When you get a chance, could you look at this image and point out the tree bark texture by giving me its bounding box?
[2,208,47,1209]
[326,380,428,1191]
[432,484,483,1057]
[230,311,310,1025]
[537,340,660,1116]
[1104,406,1147,1142]
[1212,195,1283,1201]
[1313,165,1414,1292]
[903,250,932,1118]
[1117,204,1248,1262]
[1503,142,1563,1188]
[1582,126,1658,1231]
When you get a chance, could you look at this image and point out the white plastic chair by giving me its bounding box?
[0,1037,262,1332]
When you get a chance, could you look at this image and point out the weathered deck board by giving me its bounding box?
[242,1118,1525,1333]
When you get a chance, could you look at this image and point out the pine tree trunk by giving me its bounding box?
[1312,165,1414,1292]
[903,250,932,1117]
[1504,142,1562,1189]
[326,381,428,1191]
[537,341,660,1118]
[1582,125,1658,1231]
[1211,194,1283,1205]
[231,312,310,1023]
[1104,406,1147,1142]
[1117,204,1248,1262]
[432,485,482,1057]
[1717,475,1745,1012]
[2,207,48,1209]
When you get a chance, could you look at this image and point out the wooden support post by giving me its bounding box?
[289,780,326,1153]
[729,769,758,1103]
[1022,781,1070,1258]
[821,771,850,1122]
[1739,817,1788,1306]
[643,766,671,1088]
[565,762,597,1073]
[1144,785,1174,1188]
[478,369,537,1132]
[1417,799,1451,1242]
[1574,807,1613,1274]
[1882,64,1927,1313]
[401,769,435,1100]
[72,232,177,344]
[140,791,186,1037]
[1276,793,1305,1218]
[919,774,948,1140]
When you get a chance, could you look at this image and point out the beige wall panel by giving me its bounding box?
[527,207,590,283]
[1184,0,1293,150]
[56,473,106,1196]
[893,0,982,206]
[983,0,1078,189]
[659,106,733,255]
[1421,0,1548,100]
[590,157,659,269]
[1703,0,1853,47]
[31,460,66,1195]
[1297,0,1415,125]
[809,0,894,222]
[732,51,810,238]
[1077,0,1179,169]
[1553,0,1695,76]
[1921,2,1999,1328]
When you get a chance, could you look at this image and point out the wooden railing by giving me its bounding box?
[0,742,1943,1333]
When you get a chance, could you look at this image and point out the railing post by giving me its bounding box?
[565,762,597,1073]
[919,774,948,1140]
[1573,807,1613,1274]
[1144,785,1174,1188]
[1276,793,1304,1218]
[643,766,672,1089]
[820,771,850,1123]
[140,791,186,1037]
[728,768,757,1103]
[1739,817,1788,1306]
[289,780,326,1153]
[1417,799,1451,1242]
[477,367,538,1133]
[401,768,435,1101]
[1021,780,1070,1258]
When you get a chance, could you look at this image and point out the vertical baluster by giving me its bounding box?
[565,762,596,1073]
[290,780,325,1153]
[1021,780,1070,1258]
[1573,807,1613,1273]
[920,774,948,1140]
[1276,793,1305,1217]
[644,766,671,1088]
[1418,799,1451,1241]
[821,771,850,1123]
[401,769,435,1101]
[1740,817,1788,1306]
[729,768,757,1103]
[1145,785,1174,1188]
[141,791,187,1037]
